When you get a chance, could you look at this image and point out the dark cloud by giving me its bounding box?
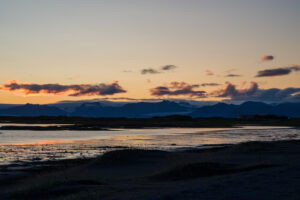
[205,70,214,76]
[1,81,126,96]
[256,65,300,77]
[212,82,300,102]
[70,82,126,96]
[141,68,160,74]
[226,74,241,77]
[200,83,221,87]
[252,88,300,102]
[161,65,177,71]
[262,55,274,61]
[150,82,206,97]
[213,82,258,99]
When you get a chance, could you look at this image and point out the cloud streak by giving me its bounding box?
[225,74,241,77]
[161,65,177,71]
[200,83,221,87]
[141,68,160,74]
[256,65,300,77]
[150,82,206,97]
[1,81,126,96]
[141,65,177,75]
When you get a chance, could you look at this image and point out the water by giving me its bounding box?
[0,125,299,166]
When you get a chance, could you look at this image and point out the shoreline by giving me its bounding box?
[1,126,299,169]
[1,116,300,130]
[1,139,300,199]
[0,124,298,131]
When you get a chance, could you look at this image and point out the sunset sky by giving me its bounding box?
[1,0,300,104]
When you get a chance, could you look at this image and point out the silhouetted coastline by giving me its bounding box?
[0,115,299,130]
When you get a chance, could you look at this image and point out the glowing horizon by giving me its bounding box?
[1,0,300,104]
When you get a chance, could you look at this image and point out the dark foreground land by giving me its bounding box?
[1,115,300,130]
[1,140,300,200]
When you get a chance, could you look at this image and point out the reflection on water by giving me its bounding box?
[0,126,299,166]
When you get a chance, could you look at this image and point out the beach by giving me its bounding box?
[1,1,300,199]
[0,139,300,200]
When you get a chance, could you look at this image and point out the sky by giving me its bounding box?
[0,0,300,104]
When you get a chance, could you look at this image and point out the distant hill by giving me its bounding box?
[0,101,299,118]
[190,102,238,118]
[71,100,191,118]
[71,102,106,117]
[190,101,300,118]
[272,103,300,118]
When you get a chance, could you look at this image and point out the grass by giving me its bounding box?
[3,115,300,130]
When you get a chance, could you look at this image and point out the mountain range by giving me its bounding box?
[0,101,299,118]
[190,101,300,118]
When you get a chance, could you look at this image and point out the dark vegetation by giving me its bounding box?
[0,115,299,130]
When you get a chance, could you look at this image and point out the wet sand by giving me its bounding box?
[0,140,300,200]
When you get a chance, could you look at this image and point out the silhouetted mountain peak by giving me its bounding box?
[214,102,232,107]
[0,101,299,118]
[240,101,269,107]
[0,104,67,116]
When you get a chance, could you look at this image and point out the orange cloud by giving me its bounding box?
[261,55,274,61]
